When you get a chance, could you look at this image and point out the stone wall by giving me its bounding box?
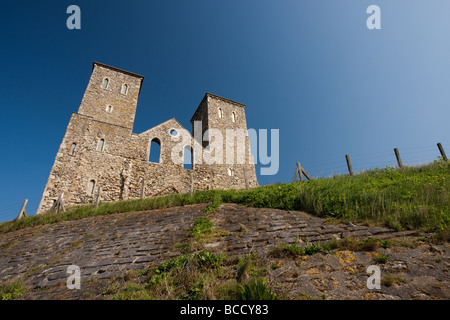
[37,63,258,214]
[1,204,446,300]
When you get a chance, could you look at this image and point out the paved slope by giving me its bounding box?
[0,204,448,299]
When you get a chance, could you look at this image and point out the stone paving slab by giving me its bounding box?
[0,203,447,299]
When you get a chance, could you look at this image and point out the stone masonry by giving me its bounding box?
[0,204,447,299]
[37,62,258,214]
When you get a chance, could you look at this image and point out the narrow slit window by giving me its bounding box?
[88,180,95,195]
[102,78,109,89]
[97,138,105,152]
[232,111,236,123]
[228,168,233,176]
[106,105,113,113]
[69,143,77,155]
[218,108,223,119]
[121,84,128,95]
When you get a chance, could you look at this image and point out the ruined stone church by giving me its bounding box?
[37,62,258,214]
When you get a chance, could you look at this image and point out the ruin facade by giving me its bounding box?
[37,62,258,214]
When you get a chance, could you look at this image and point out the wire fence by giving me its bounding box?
[294,142,447,181]
[0,143,447,223]
[0,198,41,223]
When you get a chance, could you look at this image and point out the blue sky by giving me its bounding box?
[0,1,449,221]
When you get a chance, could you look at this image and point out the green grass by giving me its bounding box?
[374,253,390,264]
[237,278,277,300]
[381,275,407,287]
[0,279,26,300]
[270,241,334,258]
[187,218,214,238]
[204,191,223,215]
[271,237,395,258]
[220,161,450,232]
[1,161,449,234]
[104,251,276,300]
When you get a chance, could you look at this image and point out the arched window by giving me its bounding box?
[102,78,109,89]
[69,143,77,155]
[121,84,128,95]
[218,107,223,119]
[149,138,161,163]
[106,105,113,113]
[88,180,95,195]
[228,168,233,176]
[232,111,236,123]
[184,146,193,170]
[97,138,105,152]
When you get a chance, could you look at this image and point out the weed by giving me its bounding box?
[194,251,226,271]
[270,243,303,258]
[204,192,223,215]
[156,255,190,274]
[187,218,213,238]
[238,278,277,300]
[381,275,407,287]
[379,239,390,249]
[304,242,333,255]
[358,238,379,251]
[374,253,390,264]
[0,279,26,300]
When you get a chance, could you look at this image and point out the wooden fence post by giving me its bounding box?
[16,199,28,220]
[59,192,65,213]
[95,186,101,208]
[299,163,304,182]
[50,192,66,213]
[437,143,448,161]
[394,148,403,168]
[301,167,312,181]
[140,179,145,199]
[243,167,250,190]
[189,172,194,197]
[292,162,312,182]
[345,154,354,176]
[292,162,303,183]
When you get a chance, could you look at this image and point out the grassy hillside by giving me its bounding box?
[1,161,449,234]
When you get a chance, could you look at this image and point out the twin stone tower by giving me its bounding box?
[37,62,258,214]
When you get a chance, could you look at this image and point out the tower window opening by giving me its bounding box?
[232,111,236,122]
[88,180,96,195]
[218,108,223,119]
[101,78,109,89]
[97,138,105,152]
[121,84,128,95]
[69,143,77,155]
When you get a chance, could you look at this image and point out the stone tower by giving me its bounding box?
[78,62,144,130]
[37,62,258,215]
[190,93,257,183]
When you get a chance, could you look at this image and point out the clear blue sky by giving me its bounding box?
[1,1,449,221]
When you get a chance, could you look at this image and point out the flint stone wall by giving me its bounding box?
[37,63,258,213]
